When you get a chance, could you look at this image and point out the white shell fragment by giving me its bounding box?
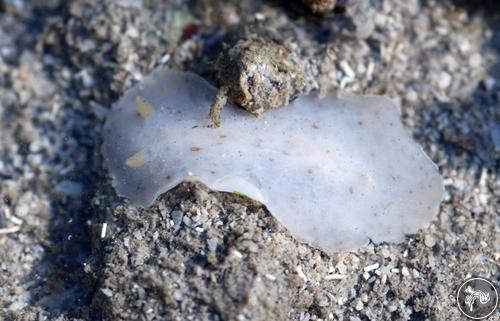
[102,68,444,251]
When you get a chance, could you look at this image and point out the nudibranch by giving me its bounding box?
[102,68,443,251]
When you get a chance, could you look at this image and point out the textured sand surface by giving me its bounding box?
[0,1,498,320]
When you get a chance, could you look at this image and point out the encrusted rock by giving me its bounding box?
[216,38,314,115]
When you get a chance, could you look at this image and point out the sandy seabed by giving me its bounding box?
[0,1,498,320]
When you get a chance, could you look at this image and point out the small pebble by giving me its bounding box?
[424,234,436,248]
[435,71,452,89]
[363,263,379,272]
[101,288,113,297]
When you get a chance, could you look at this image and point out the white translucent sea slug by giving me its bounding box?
[102,67,444,251]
